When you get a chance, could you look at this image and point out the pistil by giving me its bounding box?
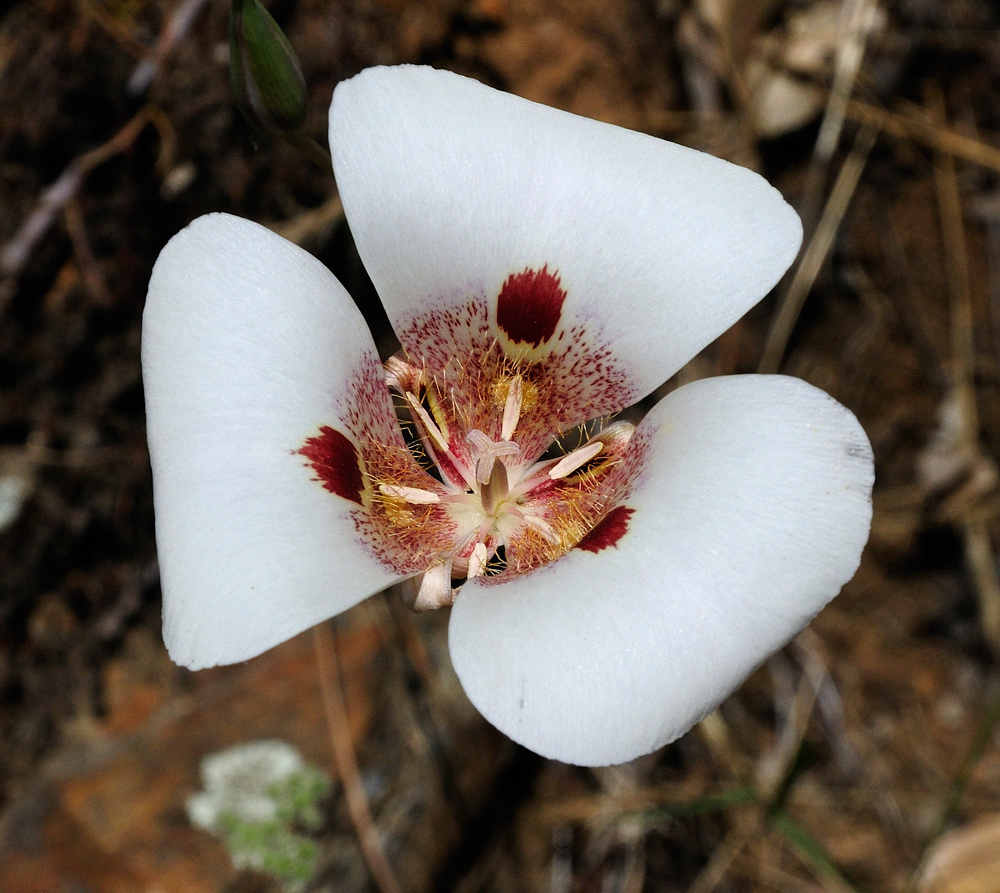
[480,458,509,516]
[467,429,519,484]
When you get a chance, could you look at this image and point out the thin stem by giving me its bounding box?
[758,123,876,374]
[312,623,402,893]
[768,809,866,893]
[908,679,1000,889]
[286,128,332,173]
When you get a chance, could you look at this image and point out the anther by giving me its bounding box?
[412,560,455,612]
[501,374,523,441]
[467,542,490,579]
[406,393,449,453]
[378,484,441,504]
[548,440,604,479]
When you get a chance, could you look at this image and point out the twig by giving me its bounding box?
[759,636,829,807]
[930,89,978,441]
[127,0,212,95]
[793,0,878,241]
[697,709,753,783]
[969,193,1000,349]
[928,84,1000,655]
[907,680,1000,889]
[758,124,877,373]
[589,762,652,893]
[81,0,149,59]
[845,98,1000,175]
[63,199,116,307]
[536,785,757,826]
[312,624,403,893]
[0,108,152,278]
[28,442,142,469]
[686,824,755,893]
[269,195,345,249]
[963,526,1000,652]
[768,809,865,893]
[813,0,878,167]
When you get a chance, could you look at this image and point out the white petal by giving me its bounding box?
[330,66,801,399]
[448,375,873,765]
[143,214,401,669]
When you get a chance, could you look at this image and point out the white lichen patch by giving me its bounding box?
[187,740,330,891]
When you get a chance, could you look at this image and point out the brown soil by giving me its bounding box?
[3,0,1000,891]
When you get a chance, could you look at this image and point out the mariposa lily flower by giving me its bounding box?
[143,65,874,766]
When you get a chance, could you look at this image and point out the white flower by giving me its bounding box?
[142,65,874,766]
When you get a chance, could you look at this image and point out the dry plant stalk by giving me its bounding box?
[758,124,876,374]
[63,198,115,307]
[312,624,403,893]
[847,98,1000,176]
[269,195,345,249]
[127,0,212,95]
[0,108,152,278]
[813,0,880,167]
[928,84,1000,656]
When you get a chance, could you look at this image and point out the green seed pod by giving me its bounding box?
[229,0,307,134]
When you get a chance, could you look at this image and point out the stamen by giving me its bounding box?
[501,374,523,441]
[412,560,455,612]
[406,393,449,454]
[523,513,560,545]
[548,440,605,479]
[378,484,441,504]
[383,353,413,391]
[467,542,489,579]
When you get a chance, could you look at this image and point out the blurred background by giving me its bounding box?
[2,0,1000,890]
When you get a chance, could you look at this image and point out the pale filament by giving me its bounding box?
[521,512,559,544]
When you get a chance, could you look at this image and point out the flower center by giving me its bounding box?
[299,273,648,610]
[372,351,637,610]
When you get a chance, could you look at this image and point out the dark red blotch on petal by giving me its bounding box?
[299,426,364,505]
[575,506,634,553]
[496,266,566,347]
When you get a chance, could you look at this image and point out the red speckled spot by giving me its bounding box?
[575,506,634,553]
[299,426,364,505]
[496,266,565,347]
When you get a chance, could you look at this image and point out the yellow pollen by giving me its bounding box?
[492,374,539,415]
